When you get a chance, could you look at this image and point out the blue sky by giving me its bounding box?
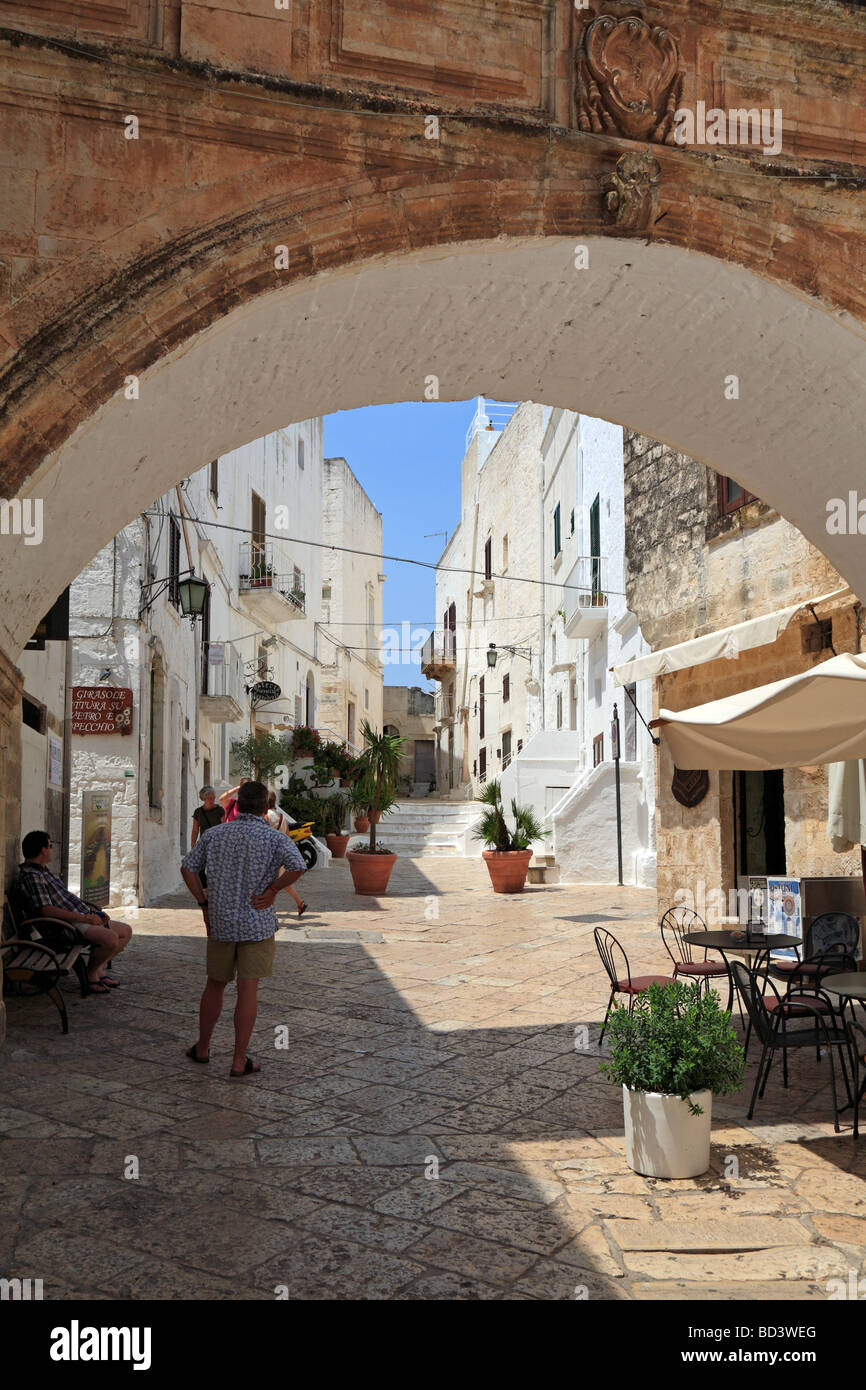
[324,400,479,688]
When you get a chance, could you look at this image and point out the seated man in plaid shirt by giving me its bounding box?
[17,830,132,994]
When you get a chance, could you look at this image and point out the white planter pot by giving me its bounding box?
[623,1085,712,1179]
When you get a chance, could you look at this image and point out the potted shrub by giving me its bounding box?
[347,720,405,895]
[472,779,545,894]
[348,774,373,832]
[324,793,350,859]
[601,981,744,1180]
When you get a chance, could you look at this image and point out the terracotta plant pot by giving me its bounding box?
[326,833,350,859]
[482,849,533,894]
[347,850,397,896]
[353,815,370,833]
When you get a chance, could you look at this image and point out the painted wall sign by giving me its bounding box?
[71,686,133,735]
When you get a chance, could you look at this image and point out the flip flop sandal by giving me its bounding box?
[297,901,307,917]
[186,1044,209,1064]
[100,976,122,988]
[230,1056,260,1077]
[87,979,112,995]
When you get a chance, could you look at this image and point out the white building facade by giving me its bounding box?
[424,400,656,887]
[64,420,382,906]
[319,456,385,749]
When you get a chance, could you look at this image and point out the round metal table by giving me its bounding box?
[683,930,802,1014]
[821,972,866,1002]
[819,974,866,1113]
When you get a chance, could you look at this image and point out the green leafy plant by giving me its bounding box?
[230,731,291,782]
[347,772,374,819]
[278,791,328,837]
[309,739,359,788]
[323,793,348,837]
[351,719,405,853]
[471,778,546,852]
[601,981,744,1115]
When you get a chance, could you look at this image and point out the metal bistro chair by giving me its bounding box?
[594,926,676,1046]
[770,912,860,986]
[743,947,857,1062]
[731,959,853,1132]
[660,906,728,998]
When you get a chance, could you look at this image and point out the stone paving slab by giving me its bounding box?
[2,859,866,1300]
[607,1217,813,1251]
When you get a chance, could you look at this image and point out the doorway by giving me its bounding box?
[414,739,435,786]
[734,769,786,877]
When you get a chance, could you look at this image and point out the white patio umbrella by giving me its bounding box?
[650,653,866,772]
[828,758,866,852]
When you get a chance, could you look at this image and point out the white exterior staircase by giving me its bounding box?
[372,799,484,858]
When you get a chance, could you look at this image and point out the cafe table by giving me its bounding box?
[818,973,866,1111]
[682,930,802,1015]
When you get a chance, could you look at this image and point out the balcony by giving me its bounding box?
[433,691,456,729]
[239,541,305,624]
[421,628,457,681]
[200,641,245,723]
[563,555,609,640]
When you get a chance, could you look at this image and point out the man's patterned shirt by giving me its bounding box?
[182,813,305,941]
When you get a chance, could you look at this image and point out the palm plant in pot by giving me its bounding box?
[348,774,373,833]
[324,793,350,859]
[601,981,744,1179]
[347,720,405,896]
[472,779,546,894]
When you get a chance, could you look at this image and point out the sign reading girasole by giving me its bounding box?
[71,687,133,736]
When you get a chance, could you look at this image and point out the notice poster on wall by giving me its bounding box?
[81,791,111,907]
[48,736,62,789]
[766,877,802,940]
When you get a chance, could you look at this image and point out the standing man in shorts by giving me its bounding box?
[180,779,306,1077]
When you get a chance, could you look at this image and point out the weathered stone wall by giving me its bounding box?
[624,431,859,912]
[383,684,435,787]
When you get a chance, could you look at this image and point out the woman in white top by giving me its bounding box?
[267,791,307,917]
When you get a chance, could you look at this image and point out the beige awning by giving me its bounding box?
[612,589,848,688]
[652,653,866,771]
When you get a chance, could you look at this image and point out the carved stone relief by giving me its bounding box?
[577,14,683,145]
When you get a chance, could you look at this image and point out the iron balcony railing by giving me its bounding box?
[239,541,305,612]
[562,555,608,624]
[201,639,244,702]
[421,628,457,671]
[464,396,520,450]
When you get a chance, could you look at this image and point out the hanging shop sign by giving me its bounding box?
[671,766,709,808]
[71,687,133,735]
[249,680,281,707]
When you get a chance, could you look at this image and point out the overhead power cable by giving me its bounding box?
[143,509,626,597]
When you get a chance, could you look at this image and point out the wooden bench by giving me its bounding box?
[2,892,91,1033]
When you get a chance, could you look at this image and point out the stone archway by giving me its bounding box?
[2,0,866,986]
[5,234,866,662]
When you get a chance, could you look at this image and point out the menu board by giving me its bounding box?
[766,877,802,940]
[71,687,133,736]
[81,790,111,907]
